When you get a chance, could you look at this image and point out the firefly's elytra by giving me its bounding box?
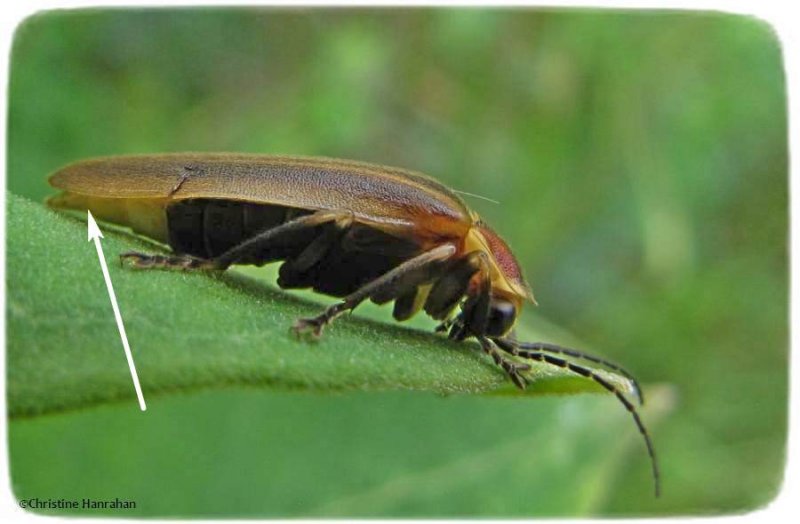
[48,153,659,495]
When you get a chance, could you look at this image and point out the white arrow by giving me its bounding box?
[88,211,147,411]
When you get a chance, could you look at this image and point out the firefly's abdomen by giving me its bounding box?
[165,198,423,297]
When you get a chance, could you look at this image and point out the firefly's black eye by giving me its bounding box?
[486,299,516,336]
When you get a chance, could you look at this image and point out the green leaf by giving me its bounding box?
[7,192,636,417]
[9,386,673,517]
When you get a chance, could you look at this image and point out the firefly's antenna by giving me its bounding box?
[493,337,661,497]
[506,340,645,405]
[452,189,500,205]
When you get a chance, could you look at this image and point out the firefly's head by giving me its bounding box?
[458,219,535,338]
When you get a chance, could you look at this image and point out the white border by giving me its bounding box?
[0,1,795,523]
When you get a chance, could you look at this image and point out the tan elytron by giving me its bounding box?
[49,153,533,307]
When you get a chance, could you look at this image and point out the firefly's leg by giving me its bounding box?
[476,337,530,390]
[292,243,457,337]
[423,251,488,320]
[118,252,218,270]
[120,210,353,271]
[449,252,492,341]
[276,217,354,288]
[392,250,487,322]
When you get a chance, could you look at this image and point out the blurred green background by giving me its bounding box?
[6,8,787,517]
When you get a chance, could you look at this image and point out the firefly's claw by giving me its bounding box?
[435,317,459,333]
[509,369,528,390]
[120,251,154,268]
[507,362,531,390]
[292,317,326,339]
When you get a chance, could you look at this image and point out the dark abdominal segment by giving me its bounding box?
[165,199,423,298]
